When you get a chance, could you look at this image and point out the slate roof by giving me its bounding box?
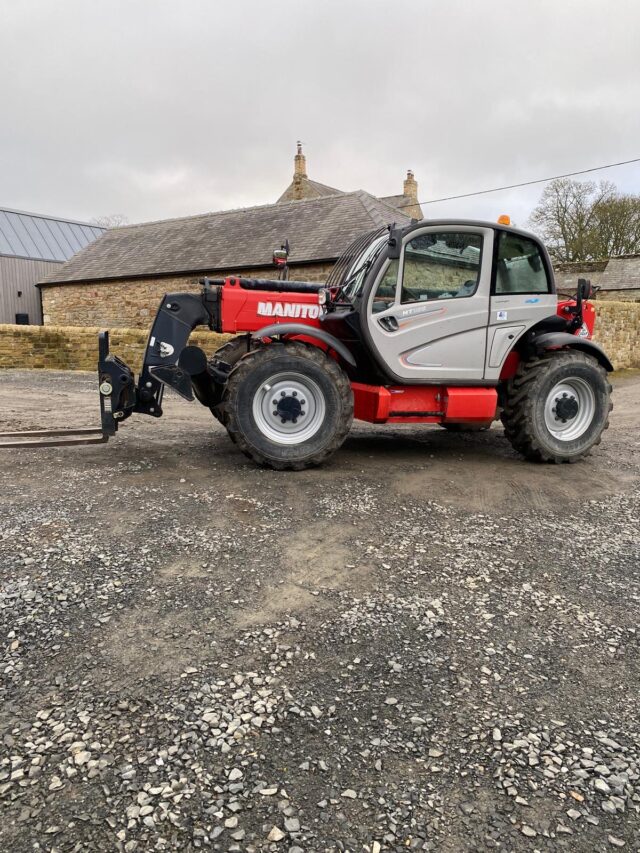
[597,255,640,291]
[0,207,105,263]
[380,194,410,209]
[41,191,411,285]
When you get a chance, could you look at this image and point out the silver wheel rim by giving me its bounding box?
[543,377,596,441]
[252,371,326,445]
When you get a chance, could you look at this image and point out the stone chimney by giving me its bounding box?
[402,169,422,219]
[288,142,309,201]
[294,141,307,178]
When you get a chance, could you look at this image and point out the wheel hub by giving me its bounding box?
[543,377,596,441]
[274,392,304,424]
[252,372,325,445]
[553,392,579,423]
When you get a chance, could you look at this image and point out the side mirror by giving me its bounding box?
[577,278,593,301]
[388,225,402,259]
[273,248,288,267]
[273,240,290,280]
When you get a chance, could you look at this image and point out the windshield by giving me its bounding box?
[331,233,389,301]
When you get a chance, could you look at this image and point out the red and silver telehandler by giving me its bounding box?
[1,218,613,467]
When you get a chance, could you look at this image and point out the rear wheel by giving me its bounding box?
[501,351,612,463]
[223,342,353,470]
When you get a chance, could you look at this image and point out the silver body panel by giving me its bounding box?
[365,224,556,383]
[485,292,557,380]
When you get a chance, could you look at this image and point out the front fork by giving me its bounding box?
[98,285,222,435]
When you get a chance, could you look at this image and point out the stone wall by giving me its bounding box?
[1,300,638,372]
[591,302,640,370]
[595,290,640,303]
[40,263,334,329]
[0,324,230,372]
[402,255,476,296]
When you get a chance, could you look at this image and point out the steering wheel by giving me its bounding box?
[401,286,421,303]
[456,279,477,297]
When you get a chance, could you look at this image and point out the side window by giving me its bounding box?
[371,259,399,313]
[495,232,551,294]
[400,232,483,304]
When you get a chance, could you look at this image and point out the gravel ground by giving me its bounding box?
[1,368,639,853]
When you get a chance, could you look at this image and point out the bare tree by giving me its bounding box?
[591,192,640,259]
[91,213,129,228]
[529,178,640,262]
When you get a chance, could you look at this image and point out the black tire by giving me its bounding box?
[223,342,353,470]
[440,422,492,433]
[208,337,250,426]
[501,351,612,463]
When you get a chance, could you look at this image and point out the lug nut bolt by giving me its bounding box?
[281,391,286,397]
[292,391,297,397]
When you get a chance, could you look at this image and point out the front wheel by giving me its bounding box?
[208,337,250,426]
[222,342,353,470]
[501,351,612,463]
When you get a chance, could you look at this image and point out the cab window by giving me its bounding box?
[495,232,551,294]
[400,232,483,304]
[371,259,399,313]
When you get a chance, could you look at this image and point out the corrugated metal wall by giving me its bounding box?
[0,256,61,324]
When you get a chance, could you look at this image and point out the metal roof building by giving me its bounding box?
[0,207,104,325]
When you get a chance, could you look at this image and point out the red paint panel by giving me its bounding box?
[220,278,322,334]
[444,387,498,421]
[352,383,391,422]
[557,298,596,337]
[582,301,596,336]
[499,350,520,380]
[352,383,498,425]
[387,385,442,414]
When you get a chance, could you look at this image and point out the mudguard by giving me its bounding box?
[252,322,357,367]
[532,332,614,372]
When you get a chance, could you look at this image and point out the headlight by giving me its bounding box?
[318,288,328,306]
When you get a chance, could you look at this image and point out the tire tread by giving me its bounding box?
[501,351,612,463]
[222,342,353,470]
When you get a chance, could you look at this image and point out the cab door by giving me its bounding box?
[365,226,493,382]
[485,230,558,381]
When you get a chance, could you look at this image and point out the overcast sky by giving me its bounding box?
[1,0,639,230]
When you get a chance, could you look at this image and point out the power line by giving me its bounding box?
[396,156,640,210]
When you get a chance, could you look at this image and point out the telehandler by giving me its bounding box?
[1,218,613,468]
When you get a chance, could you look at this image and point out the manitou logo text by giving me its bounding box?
[257,302,320,320]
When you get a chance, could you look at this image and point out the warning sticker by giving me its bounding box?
[497,310,508,321]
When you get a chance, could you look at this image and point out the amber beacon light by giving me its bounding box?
[497,214,511,225]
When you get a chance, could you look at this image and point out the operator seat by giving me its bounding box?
[495,259,513,293]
